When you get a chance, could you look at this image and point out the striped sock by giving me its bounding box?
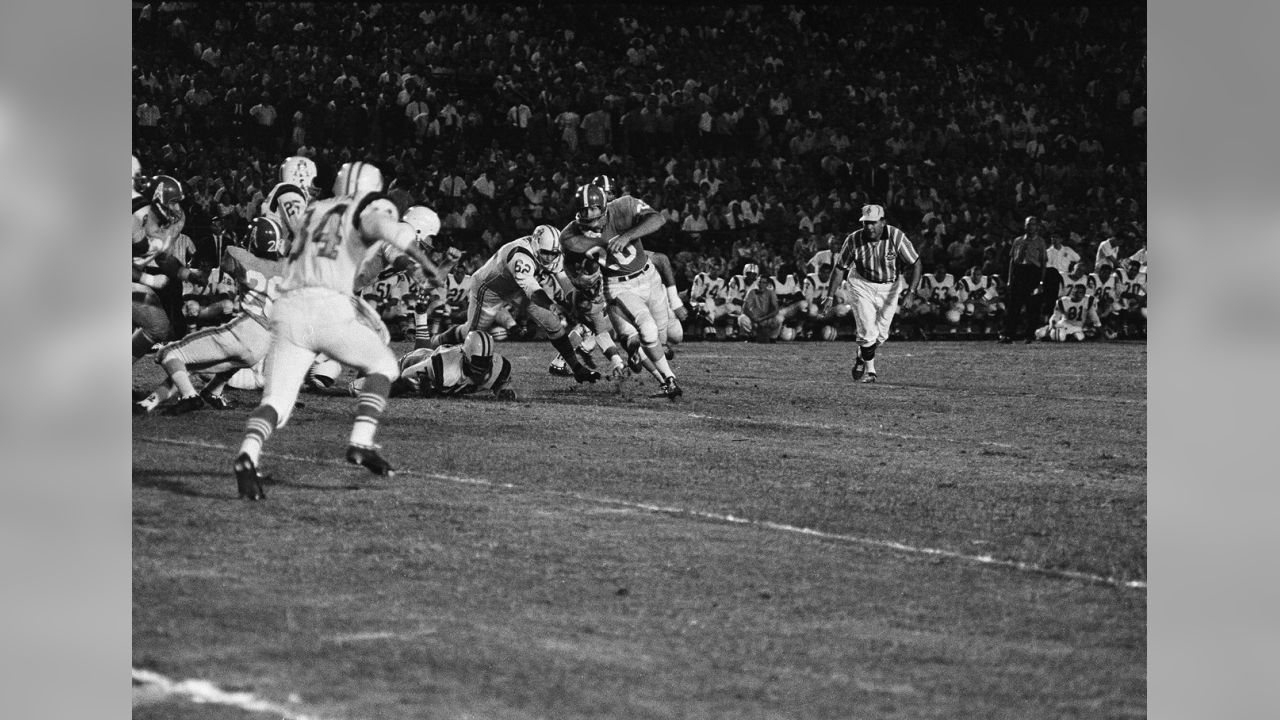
[160,355,198,398]
[350,373,391,448]
[413,308,433,348]
[239,405,279,464]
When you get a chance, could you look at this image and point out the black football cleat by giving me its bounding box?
[346,444,396,477]
[200,391,235,410]
[851,356,867,381]
[861,372,878,384]
[165,394,208,416]
[626,349,644,374]
[233,453,269,500]
[572,365,601,384]
[662,377,684,400]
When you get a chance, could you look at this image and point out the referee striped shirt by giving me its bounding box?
[834,224,918,283]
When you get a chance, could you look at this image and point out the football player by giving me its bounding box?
[548,253,628,380]
[918,265,959,322]
[772,264,806,338]
[801,262,850,339]
[561,184,680,398]
[352,330,517,400]
[428,225,601,384]
[135,217,289,415]
[261,156,319,254]
[1035,283,1101,342]
[685,266,723,340]
[132,175,201,361]
[233,161,445,497]
[957,266,994,321]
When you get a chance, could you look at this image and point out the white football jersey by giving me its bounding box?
[920,273,956,303]
[261,182,310,246]
[280,191,401,295]
[958,275,990,302]
[397,345,512,397]
[801,272,830,302]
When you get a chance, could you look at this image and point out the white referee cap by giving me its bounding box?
[744,263,760,274]
[860,204,885,222]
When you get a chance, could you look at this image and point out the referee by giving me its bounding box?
[1001,216,1049,344]
[827,204,922,383]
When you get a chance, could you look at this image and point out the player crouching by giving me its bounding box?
[1034,284,1100,342]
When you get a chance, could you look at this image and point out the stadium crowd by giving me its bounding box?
[133,2,1146,345]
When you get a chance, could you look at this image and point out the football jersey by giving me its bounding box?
[773,274,803,303]
[807,249,834,274]
[1055,294,1099,327]
[397,345,513,397]
[132,203,187,268]
[801,272,831,302]
[689,272,719,303]
[469,237,546,302]
[920,273,956,303]
[958,275,991,302]
[261,182,310,250]
[560,195,659,277]
[221,246,285,323]
[1089,272,1119,304]
[1117,268,1147,307]
[281,191,400,295]
[724,274,750,309]
[447,271,473,309]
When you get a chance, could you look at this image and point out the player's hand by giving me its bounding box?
[183,300,201,317]
[674,305,689,321]
[608,362,627,381]
[606,234,629,254]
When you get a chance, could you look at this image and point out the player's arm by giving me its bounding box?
[132,262,169,290]
[508,250,559,312]
[606,208,666,254]
[362,208,446,289]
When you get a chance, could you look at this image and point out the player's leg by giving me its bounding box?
[846,279,882,381]
[310,296,405,474]
[611,279,678,395]
[153,315,267,414]
[233,333,315,500]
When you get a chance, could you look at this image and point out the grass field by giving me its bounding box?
[132,338,1147,720]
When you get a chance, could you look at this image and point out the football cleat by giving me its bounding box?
[861,372,877,384]
[346,444,396,477]
[627,348,644,374]
[233,453,269,500]
[662,377,684,400]
[200,391,235,410]
[164,394,208,416]
[571,365,601,384]
[851,356,867,381]
[548,356,574,377]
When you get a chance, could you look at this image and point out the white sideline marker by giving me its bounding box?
[138,436,1144,590]
[132,668,330,720]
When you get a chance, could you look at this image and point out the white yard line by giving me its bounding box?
[136,436,1144,590]
[132,668,333,720]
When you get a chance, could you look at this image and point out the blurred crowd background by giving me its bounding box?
[133,2,1146,330]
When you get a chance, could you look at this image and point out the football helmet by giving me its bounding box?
[461,330,495,379]
[574,184,608,231]
[404,206,442,250]
[250,216,287,259]
[531,224,563,272]
[150,175,184,224]
[280,156,319,197]
[591,174,616,201]
[333,161,384,197]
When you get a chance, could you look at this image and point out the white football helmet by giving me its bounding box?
[404,206,441,249]
[280,156,319,196]
[332,161,384,197]
[530,224,563,272]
